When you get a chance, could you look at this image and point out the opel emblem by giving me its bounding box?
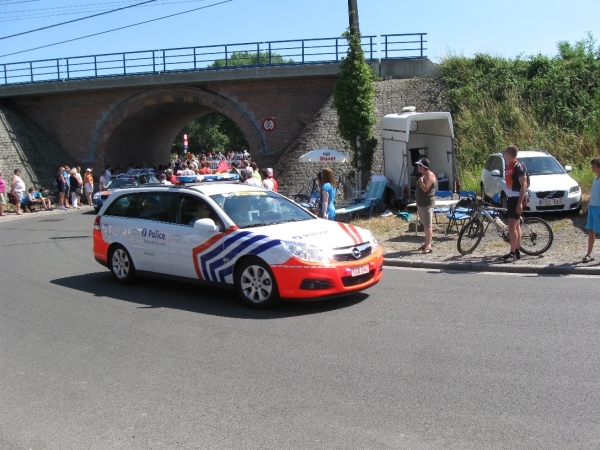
[352,247,361,259]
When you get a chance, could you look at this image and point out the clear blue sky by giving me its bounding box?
[1,0,599,64]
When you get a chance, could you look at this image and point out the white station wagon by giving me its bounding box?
[480,150,582,213]
[93,177,384,308]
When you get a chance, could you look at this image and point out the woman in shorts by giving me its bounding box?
[56,167,68,210]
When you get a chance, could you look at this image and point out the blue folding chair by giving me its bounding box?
[455,190,477,214]
[446,195,475,234]
[335,175,388,219]
[433,190,453,224]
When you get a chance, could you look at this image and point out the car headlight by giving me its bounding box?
[569,185,581,195]
[93,192,101,200]
[366,231,380,251]
[281,240,329,264]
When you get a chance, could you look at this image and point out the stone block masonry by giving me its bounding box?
[0,104,76,192]
[274,77,446,198]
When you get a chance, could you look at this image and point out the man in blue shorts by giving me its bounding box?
[502,145,528,263]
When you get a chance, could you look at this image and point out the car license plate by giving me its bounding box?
[351,264,370,277]
[539,198,563,205]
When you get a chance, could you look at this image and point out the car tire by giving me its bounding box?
[235,257,280,309]
[480,182,487,201]
[500,192,508,210]
[109,244,136,284]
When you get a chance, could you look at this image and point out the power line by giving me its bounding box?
[0,0,160,40]
[0,0,206,21]
[0,0,233,59]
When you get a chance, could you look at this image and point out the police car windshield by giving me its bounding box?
[518,157,565,175]
[211,191,315,228]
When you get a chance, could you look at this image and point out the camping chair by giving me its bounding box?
[335,174,388,219]
[432,190,453,224]
[445,195,475,234]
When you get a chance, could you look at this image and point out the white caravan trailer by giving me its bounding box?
[381,108,455,206]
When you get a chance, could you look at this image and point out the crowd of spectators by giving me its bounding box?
[0,149,280,217]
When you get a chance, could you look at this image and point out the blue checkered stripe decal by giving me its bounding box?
[198,231,282,283]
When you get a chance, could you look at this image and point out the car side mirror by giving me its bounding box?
[490,169,501,177]
[193,218,219,232]
[564,165,572,173]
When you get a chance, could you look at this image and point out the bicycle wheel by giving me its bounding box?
[519,217,553,255]
[457,218,484,255]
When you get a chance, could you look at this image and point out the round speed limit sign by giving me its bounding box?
[262,118,276,132]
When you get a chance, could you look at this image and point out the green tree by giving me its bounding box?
[209,51,292,68]
[332,28,377,181]
[171,112,249,156]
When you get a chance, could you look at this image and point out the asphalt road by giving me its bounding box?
[1,211,599,449]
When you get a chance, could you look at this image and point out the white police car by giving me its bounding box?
[93,175,384,308]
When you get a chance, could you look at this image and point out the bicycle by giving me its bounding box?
[456,194,554,256]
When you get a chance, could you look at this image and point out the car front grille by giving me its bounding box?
[331,242,372,262]
[342,270,375,287]
[535,191,566,199]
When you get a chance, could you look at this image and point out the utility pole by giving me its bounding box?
[347,0,360,33]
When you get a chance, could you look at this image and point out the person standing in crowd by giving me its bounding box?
[241,168,262,187]
[104,165,112,180]
[56,167,68,210]
[321,167,337,221]
[581,156,600,263]
[69,168,81,209]
[229,161,241,177]
[261,168,275,191]
[83,168,93,206]
[502,144,528,263]
[11,168,26,215]
[250,162,261,181]
[199,161,212,175]
[0,170,6,216]
[63,166,71,206]
[267,168,278,192]
[75,166,84,206]
[99,169,107,190]
[415,158,437,254]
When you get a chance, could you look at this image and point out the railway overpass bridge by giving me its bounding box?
[0,34,437,184]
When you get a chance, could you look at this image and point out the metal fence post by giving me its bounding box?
[268,42,272,65]
[29,61,33,82]
[302,40,305,64]
[94,55,97,77]
[162,50,166,72]
[384,35,388,59]
[153,51,156,73]
[193,48,197,70]
[225,45,228,67]
[369,36,374,60]
[256,42,260,66]
[336,38,339,61]
[66,58,70,80]
[420,34,423,58]
[3,64,6,85]
[56,59,60,81]
[122,53,126,75]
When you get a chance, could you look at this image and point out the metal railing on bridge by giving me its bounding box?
[0,33,427,87]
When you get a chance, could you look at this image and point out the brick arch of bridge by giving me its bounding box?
[92,87,266,168]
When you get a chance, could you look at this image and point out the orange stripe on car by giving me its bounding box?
[337,222,360,245]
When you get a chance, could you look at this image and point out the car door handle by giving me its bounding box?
[171,235,182,240]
